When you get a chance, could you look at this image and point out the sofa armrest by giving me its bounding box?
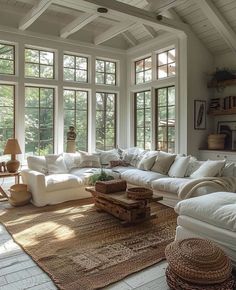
[21,169,47,205]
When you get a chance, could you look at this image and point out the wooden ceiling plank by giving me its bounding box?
[142,24,157,38]
[94,21,136,45]
[19,0,53,30]
[60,13,98,38]
[146,0,187,13]
[193,0,236,53]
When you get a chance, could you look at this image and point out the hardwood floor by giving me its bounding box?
[0,179,170,290]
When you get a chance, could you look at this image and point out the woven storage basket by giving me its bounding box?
[208,134,226,150]
[8,184,31,206]
[166,266,235,290]
[95,180,127,194]
[126,187,153,200]
[165,238,232,285]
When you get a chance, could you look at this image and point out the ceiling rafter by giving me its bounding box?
[19,0,53,30]
[146,0,186,13]
[95,21,136,45]
[60,13,98,38]
[143,24,157,38]
[122,31,138,47]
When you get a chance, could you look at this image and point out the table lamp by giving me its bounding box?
[3,138,22,173]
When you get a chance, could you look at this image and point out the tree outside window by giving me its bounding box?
[0,43,15,75]
[96,92,116,150]
[156,86,175,153]
[134,90,152,149]
[25,48,54,79]
[64,89,88,151]
[0,84,14,155]
[25,86,54,156]
[95,59,116,85]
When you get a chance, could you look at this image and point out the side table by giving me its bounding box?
[0,172,20,200]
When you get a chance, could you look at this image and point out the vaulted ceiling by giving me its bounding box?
[0,0,236,55]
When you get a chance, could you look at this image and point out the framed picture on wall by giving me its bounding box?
[194,100,206,130]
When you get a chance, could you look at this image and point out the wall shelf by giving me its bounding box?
[208,108,236,116]
[207,79,236,88]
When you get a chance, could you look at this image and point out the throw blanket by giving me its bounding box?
[178,176,236,200]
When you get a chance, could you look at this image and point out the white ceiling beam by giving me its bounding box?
[122,31,138,46]
[163,8,182,22]
[143,24,157,38]
[80,0,190,34]
[60,13,98,38]
[146,0,186,13]
[95,21,136,45]
[193,0,236,53]
[19,0,53,30]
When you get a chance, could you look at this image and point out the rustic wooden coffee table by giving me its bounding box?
[85,187,163,225]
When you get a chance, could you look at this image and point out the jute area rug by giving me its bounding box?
[0,198,177,290]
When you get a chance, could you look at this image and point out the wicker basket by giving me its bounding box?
[8,184,31,207]
[95,180,127,194]
[166,266,235,290]
[165,238,232,285]
[126,187,153,200]
[208,134,226,150]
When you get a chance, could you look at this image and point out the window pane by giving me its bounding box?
[136,72,144,84]
[25,63,39,78]
[168,87,175,105]
[157,48,176,79]
[96,72,105,84]
[64,68,75,81]
[158,65,167,79]
[40,51,54,65]
[106,74,116,85]
[96,60,105,72]
[145,57,152,70]
[96,59,116,85]
[135,57,152,84]
[40,65,54,78]
[106,61,115,73]
[144,69,152,82]
[64,89,88,151]
[64,55,75,68]
[96,92,116,150]
[168,49,175,62]
[135,60,143,72]
[76,57,87,70]
[168,63,176,76]
[76,70,87,82]
[0,44,14,60]
[0,60,14,74]
[25,86,54,156]
[25,49,39,63]
[158,52,167,65]
[0,84,14,155]
[158,88,167,106]
[136,110,144,127]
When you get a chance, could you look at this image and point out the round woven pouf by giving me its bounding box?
[165,238,234,288]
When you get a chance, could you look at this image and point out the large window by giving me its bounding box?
[64,89,88,151]
[0,43,15,75]
[96,92,116,150]
[63,54,88,83]
[135,56,152,84]
[95,59,116,85]
[25,86,54,156]
[25,48,54,79]
[157,48,175,79]
[134,91,152,149]
[156,86,175,153]
[0,84,15,155]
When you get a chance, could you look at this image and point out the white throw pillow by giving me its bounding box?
[96,148,120,165]
[78,151,101,168]
[27,156,47,174]
[185,157,204,177]
[63,152,81,170]
[45,154,68,174]
[222,162,235,177]
[168,156,190,178]
[137,151,158,171]
[190,160,226,178]
[121,147,143,163]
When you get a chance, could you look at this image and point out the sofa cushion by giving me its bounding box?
[45,154,68,174]
[175,192,236,232]
[78,151,101,168]
[27,156,47,174]
[185,158,204,177]
[137,151,158,171]
[45,174,82,192]
[151,151,176,174]
[152,177,191,194]
[190,160,226,178]
[121,169,166,188]
[168,156,190,178]
[63,152,81,170]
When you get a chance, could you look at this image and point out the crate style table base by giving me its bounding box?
[85,187,162,225]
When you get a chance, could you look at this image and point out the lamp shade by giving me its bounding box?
[4,138,22,155]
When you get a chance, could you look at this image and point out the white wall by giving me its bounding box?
[186,32,214,156]
[0,27,127,160]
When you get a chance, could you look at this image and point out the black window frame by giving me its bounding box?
[135,56,152,84]
[63,53,88,83]
[95,59,117,86]
[0,43,15,75]
[157,48,176,80]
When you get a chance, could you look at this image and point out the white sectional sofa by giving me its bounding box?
[21,148,236,207]
[175,192,236,267]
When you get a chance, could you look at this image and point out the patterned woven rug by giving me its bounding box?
[0,198,177,290]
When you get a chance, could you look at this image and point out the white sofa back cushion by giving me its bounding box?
[168,156,190,178]
[190,160,226,178]
[45,154,68,174]
[63,152,81,170]
[27,156,47,174]
[151,151,176,175]
[78,151,101,168]
[96,148,119,165]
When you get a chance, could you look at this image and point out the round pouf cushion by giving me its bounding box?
[165,238,233,286]
[8,184,31,207]
[166,266,235,290]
